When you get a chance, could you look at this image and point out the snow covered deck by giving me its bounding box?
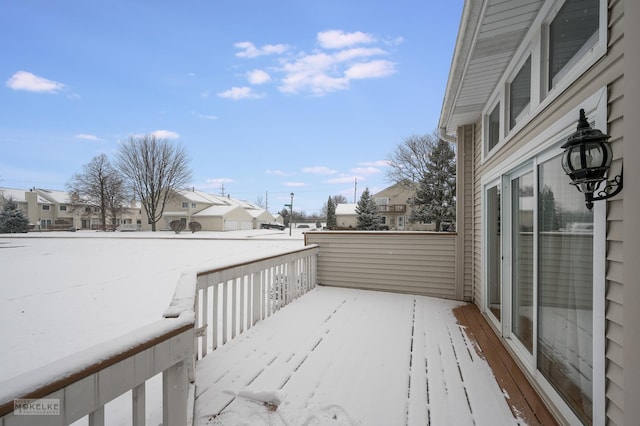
[193,286,531,426]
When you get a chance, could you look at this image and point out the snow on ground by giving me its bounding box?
[0,229,304,382]
[194,286,522,426]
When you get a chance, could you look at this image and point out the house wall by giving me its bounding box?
[622,1,640,424]
[305,232,457,298]
[465,1,627,423]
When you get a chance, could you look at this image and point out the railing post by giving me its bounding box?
[163,360,187,426]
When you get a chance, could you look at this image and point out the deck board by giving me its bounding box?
[453,303,558,426]
[194,286,544,425]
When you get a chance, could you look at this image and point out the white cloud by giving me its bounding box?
[217,86,263,100]
[6,71,66,93]
[75,134,99,141]
[284,182,307,187]
[235,41,289,58]
[277,46,394,95]
[206,177,235,185]
[302,166,337,175]
[345,60,396,79]
[233,30,397,96]
[151,130,180,139]
[351,167,381,176]
[317,30,375,49]
[266,169,293,176]
[247,69,271,85]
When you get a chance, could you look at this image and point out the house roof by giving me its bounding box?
[1,188,46,204]
[439,0,544,137]
[193,204,245,217]
[336,203,357,216]
[178,189,227,205]
[37,188,71,204]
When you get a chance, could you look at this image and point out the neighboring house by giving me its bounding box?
[372,183,438,231]
[0,187,143,231]
[439,0,638,424]
[373,183,410,230]
[334,203,357,229]
[151,189,274,232]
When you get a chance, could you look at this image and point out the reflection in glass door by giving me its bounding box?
[511,171,534,353]
[486,184,501,321]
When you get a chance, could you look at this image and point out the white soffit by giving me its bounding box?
[441,0,544,134]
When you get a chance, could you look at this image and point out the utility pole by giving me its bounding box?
[354,178,358,202]
[289,192,294,236]
[265,190,268,211]
[220,184,225,197]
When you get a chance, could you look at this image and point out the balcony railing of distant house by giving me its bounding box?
[378,204,407,212]
[0,245,319,425]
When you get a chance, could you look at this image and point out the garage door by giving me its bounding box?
[224,220,252,231]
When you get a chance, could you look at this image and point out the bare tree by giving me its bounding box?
[67,154,127,231]
[385,131,440,191]
[116,135,192,231]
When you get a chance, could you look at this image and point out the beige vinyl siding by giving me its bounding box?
[604,0,625,423]
[461,124,475,302]
[305,232,457,298]
[473,121,483,308]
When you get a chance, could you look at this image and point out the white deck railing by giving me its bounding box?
[187,245,319,360]
[0,245,318,425]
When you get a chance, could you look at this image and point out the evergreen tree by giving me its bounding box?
[409,138,456,231]
[356,188,383,230]
[0,198,30,233]
[539,185,560,231]
[326,196,337,229]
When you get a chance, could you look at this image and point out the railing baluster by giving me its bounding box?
[132,383,145,426]
[212,281,218,351]
[222,280,228,345]
[89,406,105,426]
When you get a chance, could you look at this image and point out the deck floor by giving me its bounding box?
[193,286,546,425]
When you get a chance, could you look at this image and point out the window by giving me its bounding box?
[60,205,67,211]
[488,103,501,152]
[548,0,599,90]
[42,205,50,211]
[191,203,196,208]
[510,56,531,129]
[181,202,189,209]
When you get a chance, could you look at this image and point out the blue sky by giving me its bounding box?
[1,1,463,215]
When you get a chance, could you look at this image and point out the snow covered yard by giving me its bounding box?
[0,230,304,383]
[194,286,525,426]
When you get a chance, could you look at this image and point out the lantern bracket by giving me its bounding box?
[585,167,623,210]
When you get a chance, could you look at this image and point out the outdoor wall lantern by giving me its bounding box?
[561,109,623,210]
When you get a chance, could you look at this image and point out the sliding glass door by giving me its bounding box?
[510,169,534,354]
[486,151,597,424]
[537,154,594,425]
[486,183,501,322]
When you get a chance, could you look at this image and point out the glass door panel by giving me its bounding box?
[511,171,534,353]
[486,185,501,321]
[537,155,593,424]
